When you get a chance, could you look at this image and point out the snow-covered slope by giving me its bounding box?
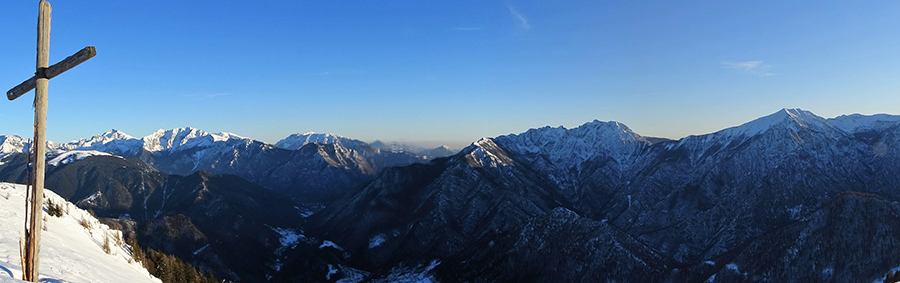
[0,182,160,283]
[47,150,120,166]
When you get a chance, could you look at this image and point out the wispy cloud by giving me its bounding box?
[508,5,530,29]
[448,27,481,31]
[723,61,774,76]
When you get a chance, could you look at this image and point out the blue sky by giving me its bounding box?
[2,1,899,148]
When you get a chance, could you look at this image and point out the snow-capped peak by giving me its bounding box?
[143,127,206,151]
[494,120,648,170]
[0,135,29,157]
[142,127,248,152]
[718,108,830,138]
[275,132,355,150]
[99,129,135,141]
[464,138,515,168]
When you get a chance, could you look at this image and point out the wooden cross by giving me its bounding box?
[6,1,95,281]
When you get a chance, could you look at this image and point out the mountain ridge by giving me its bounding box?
[305,108,900,282]
[3,108,900,281]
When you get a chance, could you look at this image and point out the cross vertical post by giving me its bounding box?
[6,1,95,281]
[25,1,51,281]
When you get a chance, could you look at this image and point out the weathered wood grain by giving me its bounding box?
[7,46,95,101]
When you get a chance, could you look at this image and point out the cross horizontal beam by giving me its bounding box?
[7,46,96,101]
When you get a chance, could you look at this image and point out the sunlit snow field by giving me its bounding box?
[0,182,160,283]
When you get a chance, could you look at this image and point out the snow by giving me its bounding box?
[210,132,244,142]
[718,108,827,138]
[334,265,370,283]
[59,129,135,150]
[275,132,353,150]
[665,108,846,167]
[369,234,387,249]
[486,119,648,185]
[872,265,900,283]
[319,240,342,250]
[272,227,305,248]
[192,244,210,256]
[4,128,259,168]
[464,138,515,168]
[370,260,440,283]
[788,205,803,220]
[0,136,29,160]
[141,127,248,152]
[77,191,103,207]
[829,113,900,134]
[0,182,160,283]
[326,264,338,280]
[725,263,740,273]
[47,150,119,166]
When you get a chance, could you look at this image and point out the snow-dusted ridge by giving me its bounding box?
[829,113,900,134]
[0,182,160,283]
[58,129,136,150]
[2,128,260,166]
[716,108,831,138]
[464,138,516,168]
[479,120,649,172]
[457,108,900,172]
[141,127,249,152]
[2,109,897,169]
[451,108,900,191]
[688,108,900,140]
[276,132,354,150]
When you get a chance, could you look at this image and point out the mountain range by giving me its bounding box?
[0,128,457,203]
[0,129,456,281]
[306,108,900,282]
[2,108,900,282]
